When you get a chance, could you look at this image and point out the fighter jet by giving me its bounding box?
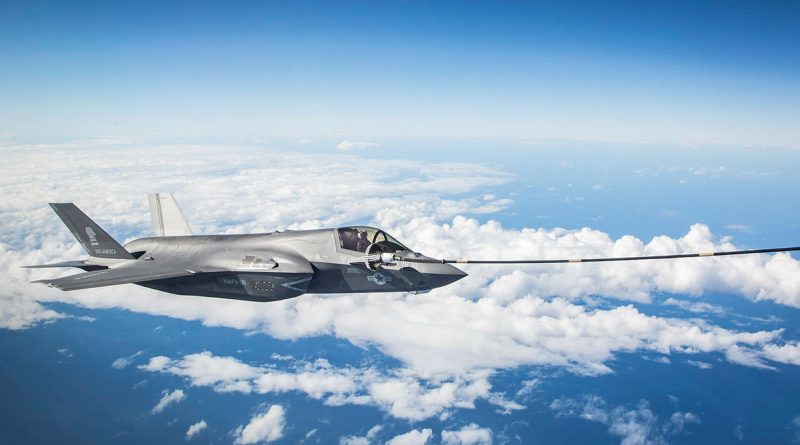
[27,194,466,301]
[28,194,800,302]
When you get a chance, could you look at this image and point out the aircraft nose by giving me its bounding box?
[419,262,468,288]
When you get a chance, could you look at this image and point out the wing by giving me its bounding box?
[32,261,196,291]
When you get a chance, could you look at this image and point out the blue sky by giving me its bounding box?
[1,0,799,144]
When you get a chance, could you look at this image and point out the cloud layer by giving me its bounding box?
[3,141,800,436]
[336,140,380,151]
[137,321,792,423]
[551,395,699,445]
[0,145,800,444]
[139,351,499,421]
[3,144,800,373]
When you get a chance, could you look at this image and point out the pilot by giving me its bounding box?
[356,231,370,252]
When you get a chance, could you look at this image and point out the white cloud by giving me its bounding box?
[385,428,432,445]
[762,342,800,365]
[340,436,370,445]
[792,416,800,443]
[389,217,800,307]
[551,396,699,445]
[336,140,379,150]
[57,348,73,358]
[136,322,788,422]
[140,355,171,371]
[735,423,744,441]
[234,405,286,444]
[339,425,382,445]
[305,428,318,441]
[487,393,524,414]
[686,360,713,370]
[139,351,496,421]
[112,350,143,369]
[725,345,776,370]
[259,293,782,376]
[663,297,725,314]
[725,224,753,233]
[665,412,700,436]
[0,295,65,330]
[151,389,186,414]
[441,423,493,445]
[515,378,540,398]
[140,352,262,394]
[185,420,207,439]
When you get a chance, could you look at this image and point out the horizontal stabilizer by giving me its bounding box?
[22,260,106,271]
[148,193,193,236]
[33,261,195,291]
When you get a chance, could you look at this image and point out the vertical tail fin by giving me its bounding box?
[49,203,134,259]
[148,193,193,236]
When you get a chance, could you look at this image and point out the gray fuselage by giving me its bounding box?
[123,228,466,302]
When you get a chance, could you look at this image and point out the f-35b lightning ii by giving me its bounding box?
[27,194,800,302]
[27,194,466,301]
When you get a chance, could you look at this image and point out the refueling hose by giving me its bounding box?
[394,246,800,265]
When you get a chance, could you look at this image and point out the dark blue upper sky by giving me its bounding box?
[2,1,799,143]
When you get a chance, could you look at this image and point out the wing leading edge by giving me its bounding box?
[33,261,195,291]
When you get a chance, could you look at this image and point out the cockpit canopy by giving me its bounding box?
[337,226,409,254]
